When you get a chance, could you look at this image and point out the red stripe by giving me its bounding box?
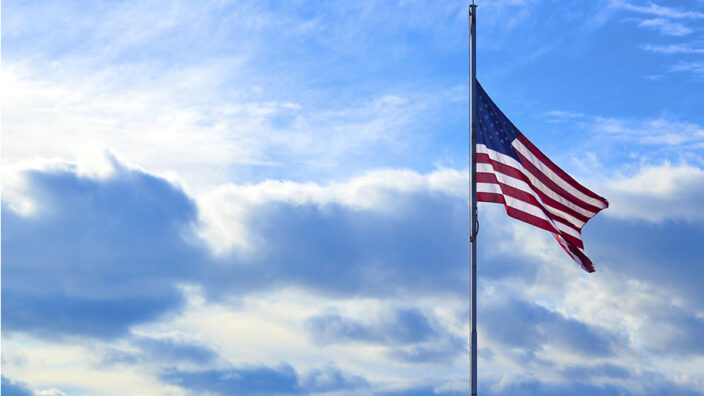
[477,153,592,225]
[477,191,505,204]
[516,134,608,207]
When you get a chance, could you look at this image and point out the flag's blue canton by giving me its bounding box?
[476,82,520,161]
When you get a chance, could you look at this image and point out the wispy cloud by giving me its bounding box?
[541,112,704,173]
[612,0,704,46]
[641,43,704,53]
[669,60,704,73]
[2,64,459,190]
[590,116,704,146]
[611,0,704,19]
[637,17,694,35]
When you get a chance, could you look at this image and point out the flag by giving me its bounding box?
[475,81,608,272]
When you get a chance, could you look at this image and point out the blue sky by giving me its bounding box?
[2,0,704,395]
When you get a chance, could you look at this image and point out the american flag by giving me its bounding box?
[475,81,608,273]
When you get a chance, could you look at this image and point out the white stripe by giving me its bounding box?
[477,182,502,194]
[478,164,585,229]
[512,139,607,209]
[477,144,597,218]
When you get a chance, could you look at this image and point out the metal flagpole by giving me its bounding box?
[468,2,478,396]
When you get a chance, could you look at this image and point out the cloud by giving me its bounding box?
[611,0,704,19]
[543,110,585,120]
[560,363,630,380]
[637,18,694,35]
[482,378,702,396]
[1,162,207,338]
[101,336,218,367]
[161,362,368,395]
[134,336,218,364]
[4,157,704,394]
[2,162,470,340]
[590,116,704,147]
[299,363,370,394]
[603,163,704,222]
[196,167,465,252]
[387,335,466,364]
[669,61,704,74]
[548,115,704,173]
[193,167,470,300]
[590,216,704,315]
[161,363,301,395]
[638,306,704,356]
[1,60,462,191]
[306,308,437,345]
[376,386,463,396]
[641,43,704,54]
[611,1,703,43]
[1,0,472,189]
[482,299,615,358]
[305,307,465,363]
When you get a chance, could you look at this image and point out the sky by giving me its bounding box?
[2,0,704,395]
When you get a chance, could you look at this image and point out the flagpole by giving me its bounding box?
[468,2,478,396]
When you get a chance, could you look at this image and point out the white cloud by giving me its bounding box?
[2,62,454,193]
[36,389,69,396]
[641,43,704,54]
[591,116,704,146]
[637,18,694,35]
[602,163,704,222]
[196,167,466,253]
[611,0,704,19]
[669,61,704,74]
[128,286,467,391]
[2,336,184,396]
[4,156,704,394]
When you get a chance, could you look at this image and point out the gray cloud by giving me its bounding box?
[305,307,465,364]
[483,299,616,358]
[306,308,438,346]
[2,163,470,340]
[102,336,218,367]
[161,362,368,396]
[2,164,206,338]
